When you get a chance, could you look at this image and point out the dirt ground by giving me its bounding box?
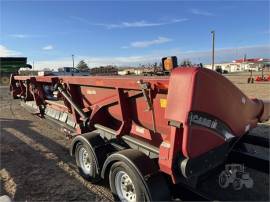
[0,72,269,201]
[225,72,270,100]
[0,86,114,201]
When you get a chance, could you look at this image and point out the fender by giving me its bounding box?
[70,132,112,175]
[101,149,170,201]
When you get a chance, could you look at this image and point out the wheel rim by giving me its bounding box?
[78,147,92,174]
[115,171,136,202]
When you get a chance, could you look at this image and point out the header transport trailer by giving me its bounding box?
[10,57,270,201]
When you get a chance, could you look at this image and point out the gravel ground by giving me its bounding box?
[0,72,269,201]
[0,86,113,201]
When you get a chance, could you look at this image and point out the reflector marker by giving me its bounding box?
[160,99,167,108]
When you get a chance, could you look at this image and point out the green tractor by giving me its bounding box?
[0,57,32,85]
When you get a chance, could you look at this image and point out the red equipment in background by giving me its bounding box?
[256,75,270,81]
[255,66,270,82]
[9,60,270,201]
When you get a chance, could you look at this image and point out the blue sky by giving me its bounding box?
[1,0,269,69]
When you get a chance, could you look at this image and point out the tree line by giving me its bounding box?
[76,59,194,71]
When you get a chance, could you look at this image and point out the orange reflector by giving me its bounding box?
[164,58,174,71]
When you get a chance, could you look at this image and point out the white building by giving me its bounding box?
[118,68,135,75]
[204,63,243,72]
[204,58,270,72]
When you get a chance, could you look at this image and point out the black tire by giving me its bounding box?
[219,171,230,188]
[75,142,99,182]
[109,162,147,202]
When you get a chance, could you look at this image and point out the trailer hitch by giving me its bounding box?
[137,80,157,133]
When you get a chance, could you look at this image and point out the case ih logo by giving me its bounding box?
[189,113,218,129]
[219,164,254,190]
[189,112,235,141]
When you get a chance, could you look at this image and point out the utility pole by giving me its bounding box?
[72,54,75,68]
[33,60,34,70]
[211,31,215,70]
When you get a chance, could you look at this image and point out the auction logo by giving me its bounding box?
[219,164,253,190]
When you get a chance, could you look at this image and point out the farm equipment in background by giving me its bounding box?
[255,66,270,82]
[247,67,270,83]
[9,56,270,201]
[256,75,270,82]
[256,76,270,82]
[139,56,178,76]
[0,57,32,85]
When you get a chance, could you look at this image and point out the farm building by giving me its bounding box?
[204,58,270,72]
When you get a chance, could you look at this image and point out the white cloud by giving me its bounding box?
[71,16,188,29]
[32,45,270,70]
[9,34,45,38]
[130,37,172,48]
[190,9,214,16]
[0,45,21,56]
[9,34,29,38]
[42,45,54,51]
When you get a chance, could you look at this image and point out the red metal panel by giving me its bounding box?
[166,68,266,158]
[191,69,260,135]
[165,68,197,122]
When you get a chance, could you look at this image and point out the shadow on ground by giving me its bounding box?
[0,118,112,201]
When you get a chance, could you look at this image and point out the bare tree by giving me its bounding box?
[180,59,192,67]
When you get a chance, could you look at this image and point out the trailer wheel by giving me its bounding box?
[75,142,98,182]
[109,162,146,202]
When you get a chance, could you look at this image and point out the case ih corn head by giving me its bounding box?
[9,57,270,201]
